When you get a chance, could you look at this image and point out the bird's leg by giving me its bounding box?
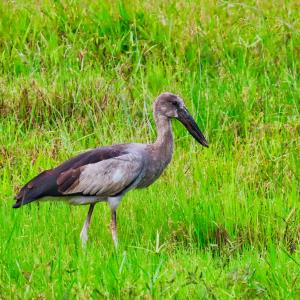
[108,196,121,248]
[80,203,95,247]
[110,209,118,248]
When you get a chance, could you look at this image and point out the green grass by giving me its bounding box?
[0,0,299,298]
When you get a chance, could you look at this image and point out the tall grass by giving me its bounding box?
[0,0,299,298]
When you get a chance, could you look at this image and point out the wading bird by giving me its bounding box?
[13,93,208,247]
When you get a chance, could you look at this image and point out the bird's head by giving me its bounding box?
[154,92,209,147]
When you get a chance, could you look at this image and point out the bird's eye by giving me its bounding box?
[172,101,178,106]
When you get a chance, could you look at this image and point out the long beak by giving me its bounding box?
[176,107,209,147]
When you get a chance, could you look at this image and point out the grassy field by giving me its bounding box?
[0,0,299,298]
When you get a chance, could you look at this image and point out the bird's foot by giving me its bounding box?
[80,229,88,248]
[110,223,118,249]
[112,236,118,249]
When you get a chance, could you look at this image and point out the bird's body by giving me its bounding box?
[13,93,208,247]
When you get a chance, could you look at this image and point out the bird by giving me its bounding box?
[13,92,208,247]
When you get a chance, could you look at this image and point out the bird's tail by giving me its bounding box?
[13,195,36,208]
[13,170,51,208]
[13,184,40,208]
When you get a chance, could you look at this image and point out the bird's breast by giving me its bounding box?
[136,143,173,188]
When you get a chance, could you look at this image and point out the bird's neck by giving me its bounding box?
[153,114,174,156]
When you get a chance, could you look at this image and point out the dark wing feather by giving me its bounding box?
[13,145,127,208]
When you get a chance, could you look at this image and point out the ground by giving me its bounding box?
[0,0,299,298]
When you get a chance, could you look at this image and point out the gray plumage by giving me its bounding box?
[13,92,208,247]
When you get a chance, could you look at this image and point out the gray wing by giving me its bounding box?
[57,152,144,197]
